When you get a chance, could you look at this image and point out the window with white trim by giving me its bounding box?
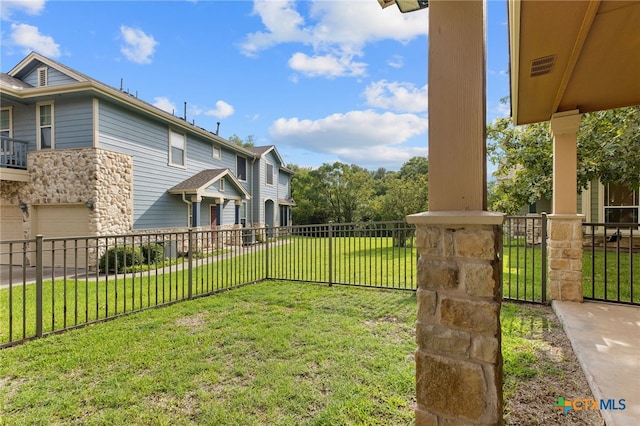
[219,178,225,192]
[237,156,247,181]
[212,146,221,159]
[0,108,12,138]
[604,183,638,226]
[169,130,186,166]
[37,102,54,149]
[266,163,274,185]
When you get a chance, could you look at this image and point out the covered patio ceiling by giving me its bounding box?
[509,0,640,125]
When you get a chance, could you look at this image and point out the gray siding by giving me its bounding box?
[54,98,93,149]
[24,64,77,87]
[97,99,253,230]
[278,171,291,199]
[591,180,600,222]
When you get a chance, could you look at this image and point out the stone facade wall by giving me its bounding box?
[0,148,133,239]
[413,220,503,425]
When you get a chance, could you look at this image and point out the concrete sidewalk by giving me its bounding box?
[553,301,640,426]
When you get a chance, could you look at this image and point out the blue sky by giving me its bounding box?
[1,0,510,171]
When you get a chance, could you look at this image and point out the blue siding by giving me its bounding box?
[278,171,291,199]
[23,64,78,87]
[0,98,92,150]
[6,103,36,150]
[97,100,253,230]
[54,98,93,149]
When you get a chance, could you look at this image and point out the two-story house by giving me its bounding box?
[0,52,295,264]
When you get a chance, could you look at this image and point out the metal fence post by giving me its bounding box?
[328,222,333,286]
[188,228,193,299]
[35,235,43,338]
[541,213,547,303]
[265,225,270,280]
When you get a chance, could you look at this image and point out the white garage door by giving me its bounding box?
[33,205,91,268]
[0,204,25,265]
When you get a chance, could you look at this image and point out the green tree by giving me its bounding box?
[488,105,640,214]
[228,134,255,147]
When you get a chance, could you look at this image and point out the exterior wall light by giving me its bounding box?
[86,199,94,211]
[19,200,28,214]
[378,0,428,13]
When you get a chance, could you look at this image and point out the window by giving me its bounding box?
[0,108,12,138]
[237,156,247,181]
[266,163,274,185]
[169,130,185,166]
[37,102,54,149]
[604,183,638,226]
[38,67,48,87]
[212,146,221,159]
[219,178,225,192]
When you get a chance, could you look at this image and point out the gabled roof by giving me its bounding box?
[0,52,260,158]
[168,169,251,200]
[246,145,293,173]
[9,51,91,83]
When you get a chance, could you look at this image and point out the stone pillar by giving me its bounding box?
[408,212,504,425]
[408,1,502,424]
[548,110,584,302]
[548,215,584,302]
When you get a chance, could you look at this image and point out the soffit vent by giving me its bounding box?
[530,55,556,77]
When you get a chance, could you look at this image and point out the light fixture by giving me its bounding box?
[378,0,428,13]
[86,199,94,211]
[19,200,28,214]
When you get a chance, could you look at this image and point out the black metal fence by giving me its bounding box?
[502,214,547,304]
[582,222,638,305]
[0,221,416,348]
[3,217,638,348]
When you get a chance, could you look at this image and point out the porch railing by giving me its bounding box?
[0,137,29,169]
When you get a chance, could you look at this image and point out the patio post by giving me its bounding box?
[407,0,504,424]
[548,110,584,302]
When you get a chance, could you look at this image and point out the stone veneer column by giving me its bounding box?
[408,211,505,425]
[547,215,584,302]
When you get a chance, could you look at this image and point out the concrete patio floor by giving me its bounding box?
[553,300,640,426]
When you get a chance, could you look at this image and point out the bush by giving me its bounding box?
[99,246,143,273]
[141,243,164,264]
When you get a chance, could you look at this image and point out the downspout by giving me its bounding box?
[181,192,192,227]
[250,156,257,226]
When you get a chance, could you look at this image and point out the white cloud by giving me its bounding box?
[152,97,177,114]
[240,1,310,57]
[240,0,427,78]
[1,0,45,20]
[387,54,404,69]
[204,100,235,119]
[288,52,366,78]
[363,80,427,113]
[119,25,158,64]
[10,23,60,57]
[269,109,427,166]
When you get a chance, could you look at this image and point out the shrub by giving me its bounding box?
[99,246,143,273]
[141,243,164,264]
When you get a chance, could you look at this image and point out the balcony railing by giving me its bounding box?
[1,137,29,169]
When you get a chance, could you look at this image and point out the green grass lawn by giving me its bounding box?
[1,236,416,346]
[0,281,572,425]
